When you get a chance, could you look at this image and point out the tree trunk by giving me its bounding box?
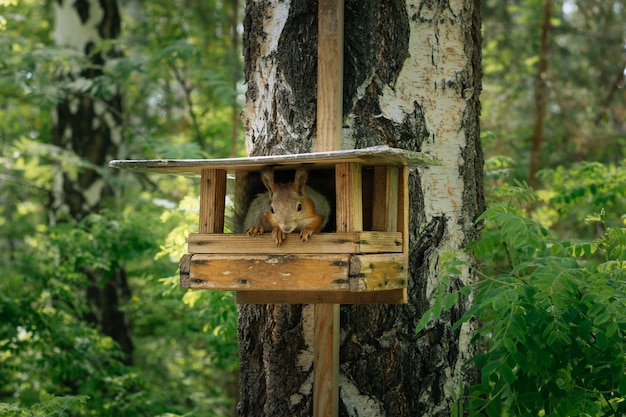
[51,0,133,364]
[528,0,552,189]
[238,0,483,415]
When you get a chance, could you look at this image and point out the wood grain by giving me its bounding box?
[335,162,363,233]
[187,232,403,254]
[188,254,350,291]
[179,254,192,288]
[235,289,407,304]
[349,254,408,291]
[199,169,227,234]
[108,145,440,175]
[372,166,399,232]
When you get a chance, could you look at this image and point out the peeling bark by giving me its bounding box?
[238,1,483,415]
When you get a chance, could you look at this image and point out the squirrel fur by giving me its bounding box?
[243,166,331,246]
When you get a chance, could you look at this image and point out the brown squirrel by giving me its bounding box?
[243,166,331,245]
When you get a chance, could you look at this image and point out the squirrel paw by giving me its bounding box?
[271,228,286,246]
[246,226,265,236]
[300,227,314,242]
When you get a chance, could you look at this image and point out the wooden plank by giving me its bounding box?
[315,0,345,415]
[335,162,363,233]
[349,254,408,291]
[108,145,440,176]
[398,166,410,255]
[179,254,192,288]
[188,254,350,291]
[314,304,340,417]
[187,232,403,254]
[235,289,408,304]
[372,166,399,232]
[199,169,227,234]
[316,0,343,152]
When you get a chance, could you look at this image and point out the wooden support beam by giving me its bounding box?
[235,289,407,304]
[316,0,344,152]
[398,166,409,249]
[314,303,340,417]
[372,166,399,232]
[315,0,344,414]
[335,162,363,233]
[199,169,227,234]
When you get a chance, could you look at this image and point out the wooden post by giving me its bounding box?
[199,169,227,234]
[372,166,399,232]
[314,0,344,416]
[316,0,344,153]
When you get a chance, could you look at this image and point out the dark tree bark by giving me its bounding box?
[51,0,133,364]
[528,0,552,189]
[238,1,483,415]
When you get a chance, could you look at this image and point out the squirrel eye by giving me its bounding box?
[297,203,302,212]
[270,206,275,214]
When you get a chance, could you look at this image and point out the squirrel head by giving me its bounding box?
[260,166,310,234]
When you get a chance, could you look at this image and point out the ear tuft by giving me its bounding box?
[294,167,308,195]
[260,166,275,192]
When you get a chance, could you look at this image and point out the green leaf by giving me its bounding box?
[443,292,459,310]
[415,311,433,333]
[619,377,626,396]
[503,338,517,354]
[499,362,515,385]
[596,331,609,350]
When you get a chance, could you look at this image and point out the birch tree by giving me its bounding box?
[51,0,132,363]
[237,0,483,415]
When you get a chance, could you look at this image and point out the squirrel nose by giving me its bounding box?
[280,224,296,233]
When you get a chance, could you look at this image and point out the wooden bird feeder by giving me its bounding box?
[109,1,441,415]
[108,146,438,305]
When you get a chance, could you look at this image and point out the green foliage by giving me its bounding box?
[1,0,243,414]
[115,0,245,159]
[467,187,626,415]
[539,160,626,231]
[481,0,626,175]
[420,165,626,416]
[0,394,89,417]
[1,194,239,416]
[415,253,472,334]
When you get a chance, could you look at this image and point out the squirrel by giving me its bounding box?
[243,166,331,246]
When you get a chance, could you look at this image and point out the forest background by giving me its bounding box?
[0,0,625,416]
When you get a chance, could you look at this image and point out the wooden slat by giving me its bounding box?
[398,166,410,255]
[349,254,408,291]
[188,254,350,291]
[315,1,345,414]
[235,289,408,304]
[314,303,340,417]
[179,254,192,288]
[187,232,403,254]
[335,162,363,233]
[372,166,399,232]
[199,169,227,234]
[108,145,440,175]
[316,0,344,152]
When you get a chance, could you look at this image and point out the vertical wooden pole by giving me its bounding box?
[316,0,344,153]
[314,0,343,416]
[199,169,227,234]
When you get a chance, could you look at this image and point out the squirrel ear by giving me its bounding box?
[294,167,308,195]
[260,166,275,192]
